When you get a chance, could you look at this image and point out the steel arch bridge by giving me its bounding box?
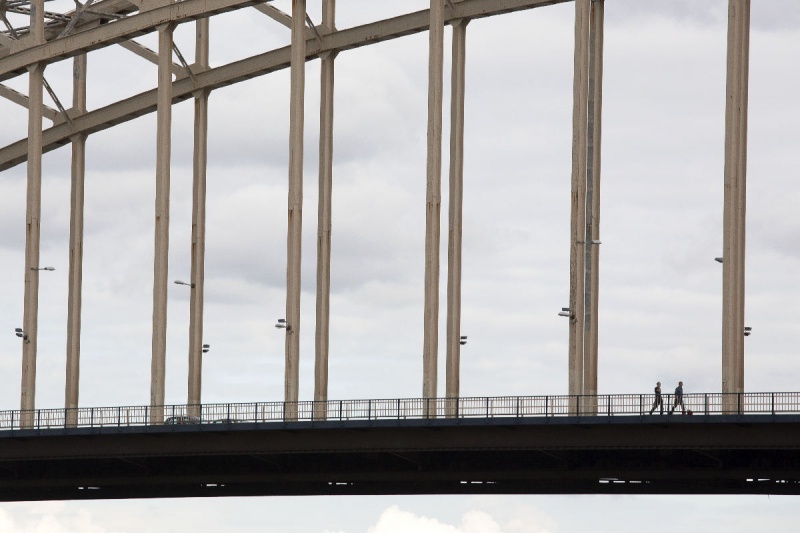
[1,0,754,427]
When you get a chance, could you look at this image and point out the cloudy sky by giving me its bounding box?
[1,0,800,530]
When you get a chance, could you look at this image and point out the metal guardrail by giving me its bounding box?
[1,392,799,431]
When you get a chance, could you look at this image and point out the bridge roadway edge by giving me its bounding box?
[1,416,799,500]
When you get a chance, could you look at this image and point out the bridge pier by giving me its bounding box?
[150,22,175,424]
[314,0,337,421]
[187,17,210,417]
[445,17,469,416]
[20,0,46,429]
[722,0,750,412]
[284,0,307,421]
[423,0,445,412]
[65,53,88,428]
[583,0,603,414]
[568,0,604,416]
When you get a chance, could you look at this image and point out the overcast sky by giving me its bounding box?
[1,0,800,531]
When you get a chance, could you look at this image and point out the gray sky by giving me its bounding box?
[1,0,800,530]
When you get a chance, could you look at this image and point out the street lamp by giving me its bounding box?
[202,344,210,353]
[558,307,572,318]
[31,266,55,271]
[14,327,28,342]
[460,335,468,346]
[275,318,290,331]
[174,280,195,288]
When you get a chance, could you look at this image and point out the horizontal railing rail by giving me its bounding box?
[1,392,799,431]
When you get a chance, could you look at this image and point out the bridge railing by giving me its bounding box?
[1,392,800,431]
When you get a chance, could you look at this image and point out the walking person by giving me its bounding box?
[670,381,685,414]
[649,381,663,415]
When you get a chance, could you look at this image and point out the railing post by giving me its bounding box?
[90,407,94,428]
[339,400,343,421]
[771,392,775,415]
[368,399,372,421]
[738,392,743,415]
[705,393,708,415]
[607,394,611,416]
[639,394,642,416]
[545,396,549,417]
[397,398,401,419]
[37,409,41,429]
[118,406,122,427]
[485,397,489,418]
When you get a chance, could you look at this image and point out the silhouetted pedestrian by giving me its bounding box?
[649,381,663,415]
[670,381,685,414]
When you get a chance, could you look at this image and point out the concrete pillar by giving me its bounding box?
[314,0,336,420]
[150,23,174,424]
[65,53,87,427]
[583,0,603,414]
[445,17,468,418]
[722,0,750,412]
[20,0,45,429]
[285,0,306,420]
[187,18,209,417]
[423,0,444,414]
[568,0,590,415]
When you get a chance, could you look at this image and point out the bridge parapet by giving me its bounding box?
[2,392,799,432]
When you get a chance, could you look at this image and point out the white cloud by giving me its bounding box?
[366,505,554,533]
[0,503,112,533]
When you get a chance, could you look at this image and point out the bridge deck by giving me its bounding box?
[1,414,799,501]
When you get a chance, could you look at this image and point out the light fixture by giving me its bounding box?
[460,335,468,346]
[174,280,195,288]
[14,327,28,342]
[275,319,290,331]
[202,344,210,353]
[558,307,571,318]
[715,257,723,263]
[578,240,602,245]
[744,326,752,337]
[31,266,55,271]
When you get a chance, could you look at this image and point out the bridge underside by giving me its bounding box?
[1,416,799,501]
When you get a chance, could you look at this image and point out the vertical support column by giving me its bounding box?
[583,0,604,414]
[423,0,444,414]
[20,0,45,429]
[568,0,590,415]
[65,53,87,427]
[722,0,750,411]
[445,17,468,418]
[314,0,336,420]
[150,23,174,424]
[187,17,209,417]
[285,0,306,420]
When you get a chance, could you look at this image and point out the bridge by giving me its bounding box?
[2,0,794,504]
[2,392,800,500]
